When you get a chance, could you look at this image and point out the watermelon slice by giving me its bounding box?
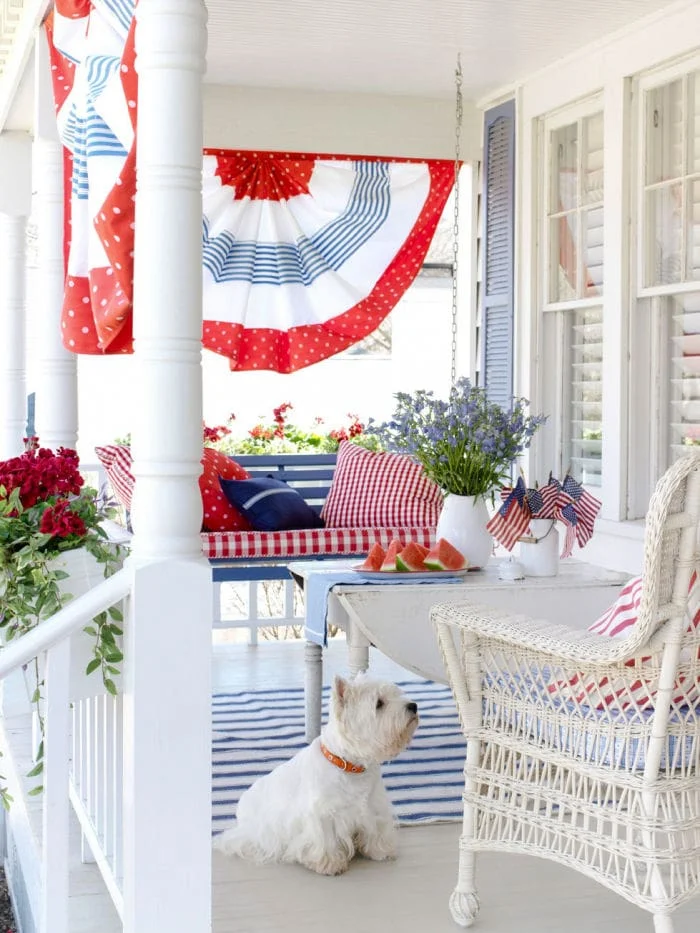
[360,543,385,571]
[380,539,403,571]
[424,538,468,571]
[396,542,430,572]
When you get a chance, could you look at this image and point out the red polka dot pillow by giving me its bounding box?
[547,573,700,711]
[321,441,443,528]
[95,444,252,532]
[199,448,252,531]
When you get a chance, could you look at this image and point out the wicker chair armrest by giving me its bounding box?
[430,601,649,666]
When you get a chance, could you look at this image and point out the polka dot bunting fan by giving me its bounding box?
[47,2,456,373]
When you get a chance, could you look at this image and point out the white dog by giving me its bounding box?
[213,674,419,875]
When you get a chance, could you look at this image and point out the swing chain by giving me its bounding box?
[451,55,463,389]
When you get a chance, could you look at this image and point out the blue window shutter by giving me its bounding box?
[481,99,515,409]
[26,391,35,439]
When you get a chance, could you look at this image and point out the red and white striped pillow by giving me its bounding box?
[95,444,253,532]
[321,442,443,529]
[95,445,135,510]
[547,573,700,710]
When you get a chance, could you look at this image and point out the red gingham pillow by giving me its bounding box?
[321,441,442,528]
[95,444,253,532]
[547,573,700,710]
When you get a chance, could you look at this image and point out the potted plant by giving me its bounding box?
[0,441,124,799]
[365,378,546,568]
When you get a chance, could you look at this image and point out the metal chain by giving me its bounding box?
[451,55,463,388]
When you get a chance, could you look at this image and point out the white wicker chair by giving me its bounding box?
[432,454,700,932]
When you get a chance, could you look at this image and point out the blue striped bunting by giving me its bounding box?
[212,680,466,832]
[202,161,392,286]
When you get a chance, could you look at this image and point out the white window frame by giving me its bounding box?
[538,94,605,493]
[636,53,700,299]
[630,55,700,511]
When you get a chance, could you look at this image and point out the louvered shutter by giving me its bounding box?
[481,100,515,409]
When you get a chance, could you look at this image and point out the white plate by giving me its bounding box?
[351,566,472,580]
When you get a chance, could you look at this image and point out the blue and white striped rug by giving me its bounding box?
[212,681,466,833]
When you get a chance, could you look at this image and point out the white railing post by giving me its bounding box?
[41,640,72,933]
[123,1,211,932]
[32,31,78,451]
[0,130,31,459]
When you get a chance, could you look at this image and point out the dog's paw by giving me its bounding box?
[355,828,398,861]
[300,853,351,876]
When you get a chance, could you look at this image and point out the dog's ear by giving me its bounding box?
[333,675,348,706]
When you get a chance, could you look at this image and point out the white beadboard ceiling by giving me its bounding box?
[205,0,679,99]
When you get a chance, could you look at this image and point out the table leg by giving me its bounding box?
[304,641,323,741]
[347,621,370,678]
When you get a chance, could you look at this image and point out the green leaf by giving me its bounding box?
[103,648,123,663]
[28,785,44,797]
[26,761,44,778]
[85,658,101,676]
[108,606,124,622]
[83,626,98,636]
[31,688,41,704]
[104,678,117,696]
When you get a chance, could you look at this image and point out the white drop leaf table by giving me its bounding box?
[290,558,630,740]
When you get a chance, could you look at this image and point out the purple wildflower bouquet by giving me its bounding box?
[365,378,546,497]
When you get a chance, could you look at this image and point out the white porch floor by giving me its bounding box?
[3,638,700,932]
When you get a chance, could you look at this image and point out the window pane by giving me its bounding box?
[582,206,604,297]
[688,179,700,282]
[646,184,683,285]
[582,112,604,206]
[689,71,700,175]
[550,215,577,301]
[564,306,603,488]
[667,293,700,461]
[646,79,684,185]
[551,123,578,213]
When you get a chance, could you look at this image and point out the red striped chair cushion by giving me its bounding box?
[321,442,443,528]
[547,573,700,710]
[202,526,436,561]
[95,445,253,532]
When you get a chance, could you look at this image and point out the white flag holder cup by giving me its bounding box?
[518,519,559,577]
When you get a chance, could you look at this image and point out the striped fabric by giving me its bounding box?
[587,575,644,637]
[202,526,436,561]
[321,442,443,529]
[211,681,465,833]
[547,573,700,710]
[95,445,134,509]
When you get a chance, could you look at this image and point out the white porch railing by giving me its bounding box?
[0,568,131,933]
[213,578,306,644]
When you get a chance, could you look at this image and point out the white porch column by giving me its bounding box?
[32,30,78,451]
[123,2,211,932]
[0,133,31,458]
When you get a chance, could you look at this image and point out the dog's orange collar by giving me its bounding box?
[320,742,365,774]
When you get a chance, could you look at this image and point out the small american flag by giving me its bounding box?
[557,502,578,558]
[487,477,531,551]
[559,474,601,547]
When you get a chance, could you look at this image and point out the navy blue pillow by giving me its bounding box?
[218,476,325,532]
